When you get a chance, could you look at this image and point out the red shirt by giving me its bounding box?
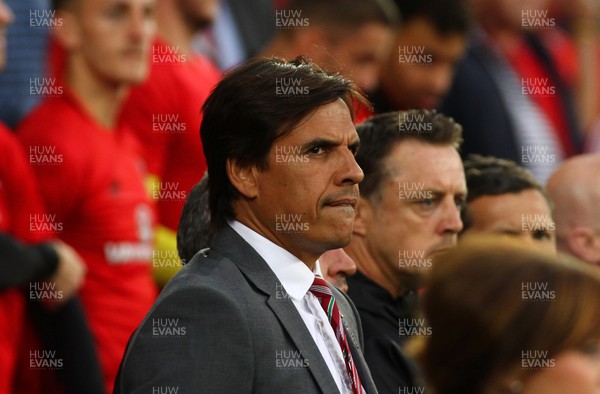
[18,92,157,394]
[505,36,576,157]
[0,124,52,394]
[122,38,221,231]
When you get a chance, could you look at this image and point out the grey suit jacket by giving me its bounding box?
[114,225,378,394]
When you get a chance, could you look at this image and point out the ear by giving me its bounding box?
[52,10,82,50]
[568,226,600,264]
[225,158,259,199]
[353,196,374,237]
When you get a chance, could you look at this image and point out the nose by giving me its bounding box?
[129,3,155,42]
[439,196,463,235]
[330,249,357,277]
[129,12,144,41]
[321,249,357,281]
[336,146,364,186]
[427,64,453,97]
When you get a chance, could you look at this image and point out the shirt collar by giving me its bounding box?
[229,220,320,300]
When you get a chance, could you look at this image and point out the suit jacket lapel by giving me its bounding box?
[266,295,340,393]
[211,226,340,393]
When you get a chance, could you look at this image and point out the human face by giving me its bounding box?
[178,0,220,30]
[0,0,14,71]
[67,0,156,85]
[363,140,466,278]
[522,348,600,394]
[319,248,357,293]
[380,18,466,109]
[465,189,556,253]
[254,99,363,264]
[324,23,394,93]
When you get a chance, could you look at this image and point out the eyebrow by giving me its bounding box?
[301,136,360,152]
[427,190,467,199]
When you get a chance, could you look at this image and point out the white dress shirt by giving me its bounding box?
[229,221,353,394]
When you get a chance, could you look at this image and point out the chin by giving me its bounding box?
[313,234,351,253]
[330,232,353,249]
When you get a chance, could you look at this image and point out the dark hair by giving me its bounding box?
[421,235,600,394]
[462,155,548,230]
[283,0,399,34]
[177,174,212,263]
[200,56,367,231]
[355,109,463,200]
[393,0,471,35]
[52,0,74,10]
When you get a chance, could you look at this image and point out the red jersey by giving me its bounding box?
[0,124,52,394]
[122,38,221,230]
[0,125,51,242]
[17,92,157,394]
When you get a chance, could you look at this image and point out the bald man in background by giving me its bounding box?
[546,154,600,265]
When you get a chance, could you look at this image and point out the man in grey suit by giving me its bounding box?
[114,56,378,393]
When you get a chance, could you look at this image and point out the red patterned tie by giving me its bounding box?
[309,276,364,394]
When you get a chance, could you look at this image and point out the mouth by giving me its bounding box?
[122,48,145,60]
[324,199,357,209]
[428,246,453,257]
[420,98,438,109]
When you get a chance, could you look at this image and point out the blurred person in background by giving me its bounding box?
[440,0,585,184]
[546,0,599,152]
[260,0,398,122]
[193,0,276,70]
[421,235,600,394]
[547,154,600,265]
[344,110,466,393]
[177,174,357,293]
[0,111,87,394]
[0,0,51,128]
[122,0,222,287]
[373,0,471,112]
[17,0,158,391]
[461,155,556,253]
[1,123,103,394]
[0,2,102,393]
[319,248,356,294]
